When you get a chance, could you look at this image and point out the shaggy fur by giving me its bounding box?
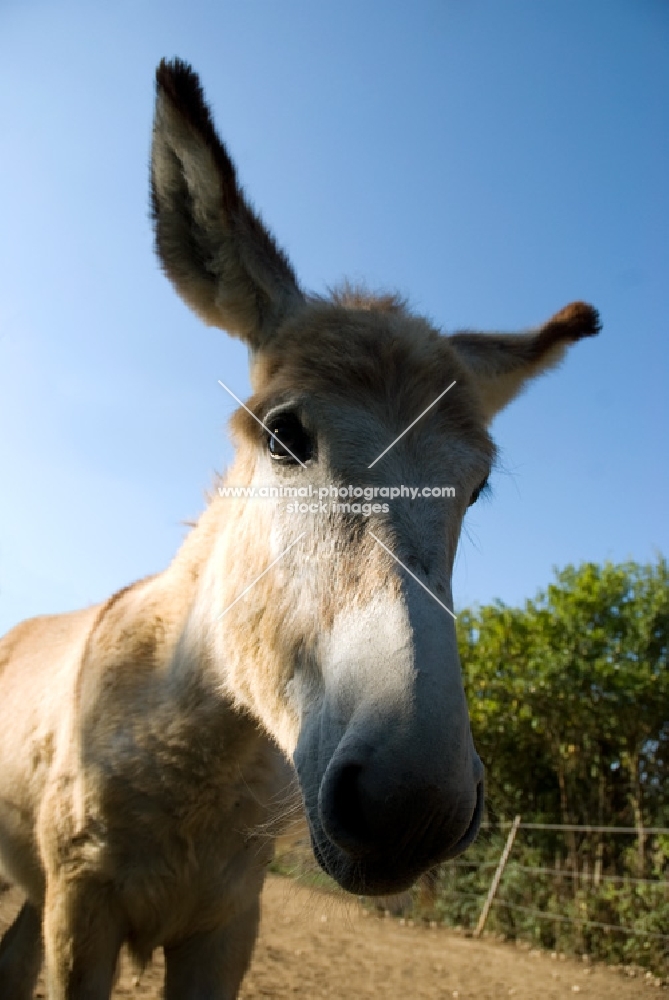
[0,58,600,1000]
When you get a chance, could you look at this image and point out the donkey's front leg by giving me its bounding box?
[0,900,43,1000]
[43,876,125,1000]
[163,899,260,1000]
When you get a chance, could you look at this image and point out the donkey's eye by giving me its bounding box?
[468,477,489,507]
[266,412,313,464]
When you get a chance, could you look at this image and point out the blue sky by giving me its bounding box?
[0,0,667,634]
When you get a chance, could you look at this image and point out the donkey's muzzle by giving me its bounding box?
[310,747,484,895]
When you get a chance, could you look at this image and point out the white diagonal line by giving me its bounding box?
[369,532,457,621]
[217,379,307,468]
[217,532,307,620]
[367,381,457,468]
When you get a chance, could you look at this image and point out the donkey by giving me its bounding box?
[0,58,600,999]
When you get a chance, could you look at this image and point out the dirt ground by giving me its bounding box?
[0,877,662,999]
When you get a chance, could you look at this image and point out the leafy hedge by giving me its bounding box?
[423,560,669,975]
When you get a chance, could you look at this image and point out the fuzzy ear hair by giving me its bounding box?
[151,59,304,349]
[449,302,601,422]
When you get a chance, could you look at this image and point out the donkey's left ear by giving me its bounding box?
[151,59,304,349]
[449,302,601,423]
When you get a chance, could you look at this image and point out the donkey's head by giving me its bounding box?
[151,60,599,894]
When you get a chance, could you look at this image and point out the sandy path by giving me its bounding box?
[0,877,660,998]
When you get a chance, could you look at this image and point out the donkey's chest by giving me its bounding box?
[78,722,294,947]
[118,811,273,954]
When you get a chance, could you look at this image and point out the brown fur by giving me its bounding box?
[0,58,600,999]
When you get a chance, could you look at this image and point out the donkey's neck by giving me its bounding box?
[143,462,298,758]
[157,498,237,693]
[79,496,296,847]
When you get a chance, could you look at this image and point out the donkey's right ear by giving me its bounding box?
[151,59,304,349]
[449,302,601,423]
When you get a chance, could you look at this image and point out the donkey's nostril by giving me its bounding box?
[326,762,369,852]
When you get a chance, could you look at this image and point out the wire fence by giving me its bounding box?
[428,819,669,975]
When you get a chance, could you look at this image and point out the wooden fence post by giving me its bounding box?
[474,815,522,938]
